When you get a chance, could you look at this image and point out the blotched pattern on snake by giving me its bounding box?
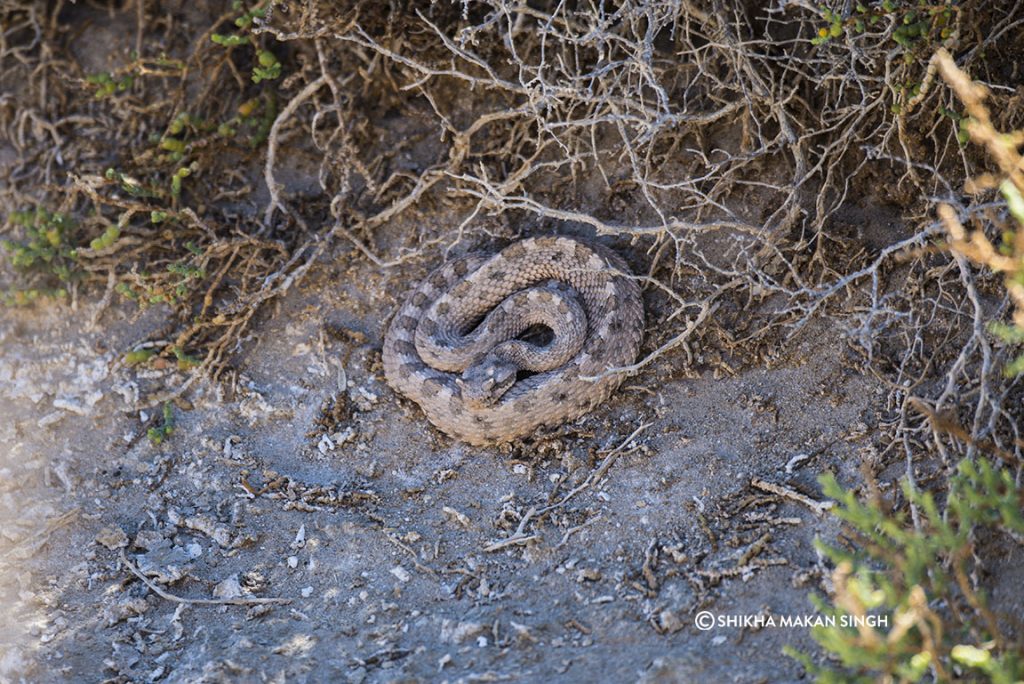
[382,236,644,445]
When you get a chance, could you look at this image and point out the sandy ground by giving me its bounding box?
[7,1,1024,680]
[0,230,887,683]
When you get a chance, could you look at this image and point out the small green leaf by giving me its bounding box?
[1000,179,1024,225]
[951,645,991,669]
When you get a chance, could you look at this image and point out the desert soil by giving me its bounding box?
[1,219,889,682]
[7,2,1022,683]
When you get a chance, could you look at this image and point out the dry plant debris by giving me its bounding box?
[3,0,1024,681]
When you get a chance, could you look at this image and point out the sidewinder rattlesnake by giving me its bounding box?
[382,236,644,445]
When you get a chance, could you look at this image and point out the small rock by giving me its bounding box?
[103,597,150,626]
[442,506,470,528]
[108,642,141,673]
[241,570,268,593]
[658,609,685,634]
[332,427,356,446]
[95,526,128,550]
[440,619,485,644]
[37,411,65,428]
[53,397,88,415]
[242,602,270,618]
[390,566,411,583]
[178,513,232,548]
[212,574,242,600]
[135,545,192,584]
[639,655,708,683]
[353,387,378,411]
[246,604,272,620]
[287,556,299,569]
[133,529,166,551]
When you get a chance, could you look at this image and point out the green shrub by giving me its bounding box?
[787,461,1023,682]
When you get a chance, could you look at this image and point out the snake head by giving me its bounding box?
[457,356,517,409]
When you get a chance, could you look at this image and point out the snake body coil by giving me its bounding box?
[382,236,644,445]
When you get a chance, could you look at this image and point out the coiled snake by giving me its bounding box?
[382,236,644,445]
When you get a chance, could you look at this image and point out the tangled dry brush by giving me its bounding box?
[3,0,1024,473]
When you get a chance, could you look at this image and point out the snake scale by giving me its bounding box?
[382,236,644,445]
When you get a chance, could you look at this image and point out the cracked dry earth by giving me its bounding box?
[0,236,882,683]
